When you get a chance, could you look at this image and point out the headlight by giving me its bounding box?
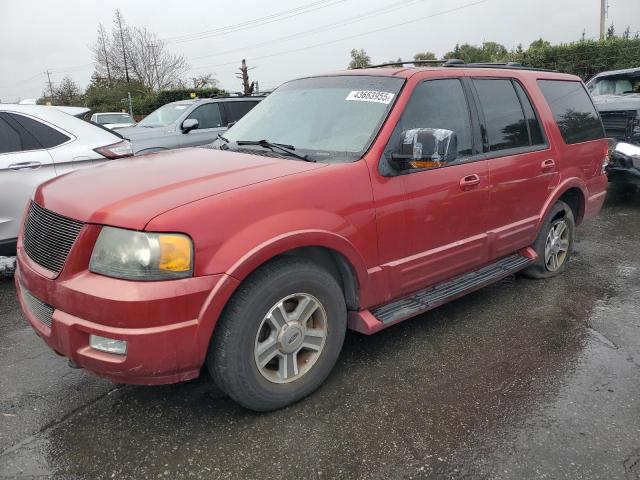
[89,226,193,280]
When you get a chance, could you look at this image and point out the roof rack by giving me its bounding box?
[364,59,556,73]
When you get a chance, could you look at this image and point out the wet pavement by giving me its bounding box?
[1,184,639,479]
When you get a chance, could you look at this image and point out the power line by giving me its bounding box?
[163,0,347,44]
[187,0,428,63]
[189,0,492,73]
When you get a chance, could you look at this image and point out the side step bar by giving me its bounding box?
[348,251,535,335]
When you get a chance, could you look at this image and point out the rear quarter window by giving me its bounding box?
[225,101,259,123]
[11,113,71,149]
[537,80,604,144]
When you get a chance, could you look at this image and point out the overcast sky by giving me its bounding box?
[1,0,639,102]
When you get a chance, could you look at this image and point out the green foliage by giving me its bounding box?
[520,37,640,80]
[443,42,508,63]
[348,48,371,69]
[414,52,436,61]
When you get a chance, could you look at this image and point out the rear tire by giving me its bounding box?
[522,200,575,279]
[207,257,347,411]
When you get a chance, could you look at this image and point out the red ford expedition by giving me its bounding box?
[16,63,608,411]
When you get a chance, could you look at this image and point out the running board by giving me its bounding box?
[348,252,535,335]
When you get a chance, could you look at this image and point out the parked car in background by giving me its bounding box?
[90,112,136,130]
[15,64,608,411]
[0,105,132,256]
[587,67,640,144]
[118,96,263,155]
[607,141,640,185]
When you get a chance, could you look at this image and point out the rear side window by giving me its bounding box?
[537,80,604,144]
[513,82,545,146]
[10,113,70,148]
[473,79,530,151]
[0,116,22,154]
[226,101,259,123]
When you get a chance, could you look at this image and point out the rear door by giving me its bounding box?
[0,113,56,243]
[470,77,556,259]
[179,102,226,147]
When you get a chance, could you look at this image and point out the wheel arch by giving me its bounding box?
[540,179,587,227]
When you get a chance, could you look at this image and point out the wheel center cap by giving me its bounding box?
[278,324,304,353]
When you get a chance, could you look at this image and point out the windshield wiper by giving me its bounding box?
[217,134,230,150]
[235,139,314,162]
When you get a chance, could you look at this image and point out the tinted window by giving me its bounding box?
[188,103,223,129]
[0,116,22,154]
[474,79,529,151]
[11,113,70,148]
[537,80,605,144]
[513,82,545,146]
[398,79,473,157]
[226,101,259,123]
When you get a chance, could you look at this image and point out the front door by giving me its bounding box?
[373,77,491,298]
[180,103,227,148]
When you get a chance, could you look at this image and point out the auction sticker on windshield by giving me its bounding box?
[345,90,395,104]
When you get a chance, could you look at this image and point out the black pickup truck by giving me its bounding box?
[588,68,640,185]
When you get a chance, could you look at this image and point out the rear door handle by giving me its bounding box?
[541,159,556,173]
[460,174,481,191]
[8,161,42,171]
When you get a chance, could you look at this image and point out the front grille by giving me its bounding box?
[22,202,84,274]
[600,110,637,139]
[21,287,54,328]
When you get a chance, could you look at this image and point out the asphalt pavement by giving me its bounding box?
[1,184,639,479]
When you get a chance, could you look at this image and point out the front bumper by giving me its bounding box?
[15,253,238,385]
[607,166,640,185]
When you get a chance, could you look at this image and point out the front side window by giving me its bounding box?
[397,78,474,158]
[224,75,404,162]
[11,113,70,149]
[474,79,530,151]
[187,103,223,129]
[538,80,605,144]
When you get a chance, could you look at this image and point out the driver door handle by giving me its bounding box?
[9,161,42,170]
[460,174,481,191]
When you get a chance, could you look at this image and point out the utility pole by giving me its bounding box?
[599,0,607,40]
[45,70,54,100]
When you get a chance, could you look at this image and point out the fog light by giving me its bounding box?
[89,335,127,355]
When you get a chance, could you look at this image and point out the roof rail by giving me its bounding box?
[364,59,556,73]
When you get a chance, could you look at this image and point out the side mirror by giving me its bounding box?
[390,128,457,170]
[181,118,199,133]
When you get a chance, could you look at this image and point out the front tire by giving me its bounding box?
[207,257,347,411]
[522,200,575,279]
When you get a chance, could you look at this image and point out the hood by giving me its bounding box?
[35,148,326,230]
[117,125,173,140]
[593,93,640,112]
[105,123,136,130]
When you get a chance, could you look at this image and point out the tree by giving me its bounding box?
[44,76,83,106]
[348,48,371,69]
[606,24,615,40]
[414,52,437,61]
[91,23,113,86]
[622,26,631,40]
[444,42,508,63]
[529,38,551,50]
[112,9,131,83]
[191,73,218,89]
[236,59,256,95]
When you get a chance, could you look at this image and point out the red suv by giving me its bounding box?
[16,63,608,411]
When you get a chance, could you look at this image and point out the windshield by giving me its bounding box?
[224,75,404,162]
[138,103,190,128]
[588,75,640,96]
[96,113,133,124]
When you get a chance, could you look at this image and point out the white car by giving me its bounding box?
[90,112,136,130]
[0,104,133,256]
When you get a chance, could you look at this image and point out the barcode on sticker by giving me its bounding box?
[345,90,395,104]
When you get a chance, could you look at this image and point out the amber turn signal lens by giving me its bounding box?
[158,235,192,272]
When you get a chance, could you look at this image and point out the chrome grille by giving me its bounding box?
[600,110,636,139]
[23,202,83,274]
[21,287,54,328]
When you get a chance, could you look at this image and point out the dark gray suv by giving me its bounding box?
[119,96,263,155]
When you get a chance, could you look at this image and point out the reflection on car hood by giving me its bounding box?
[34,148,326,230]
[117,125,174,140]
[593,93,640,111]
